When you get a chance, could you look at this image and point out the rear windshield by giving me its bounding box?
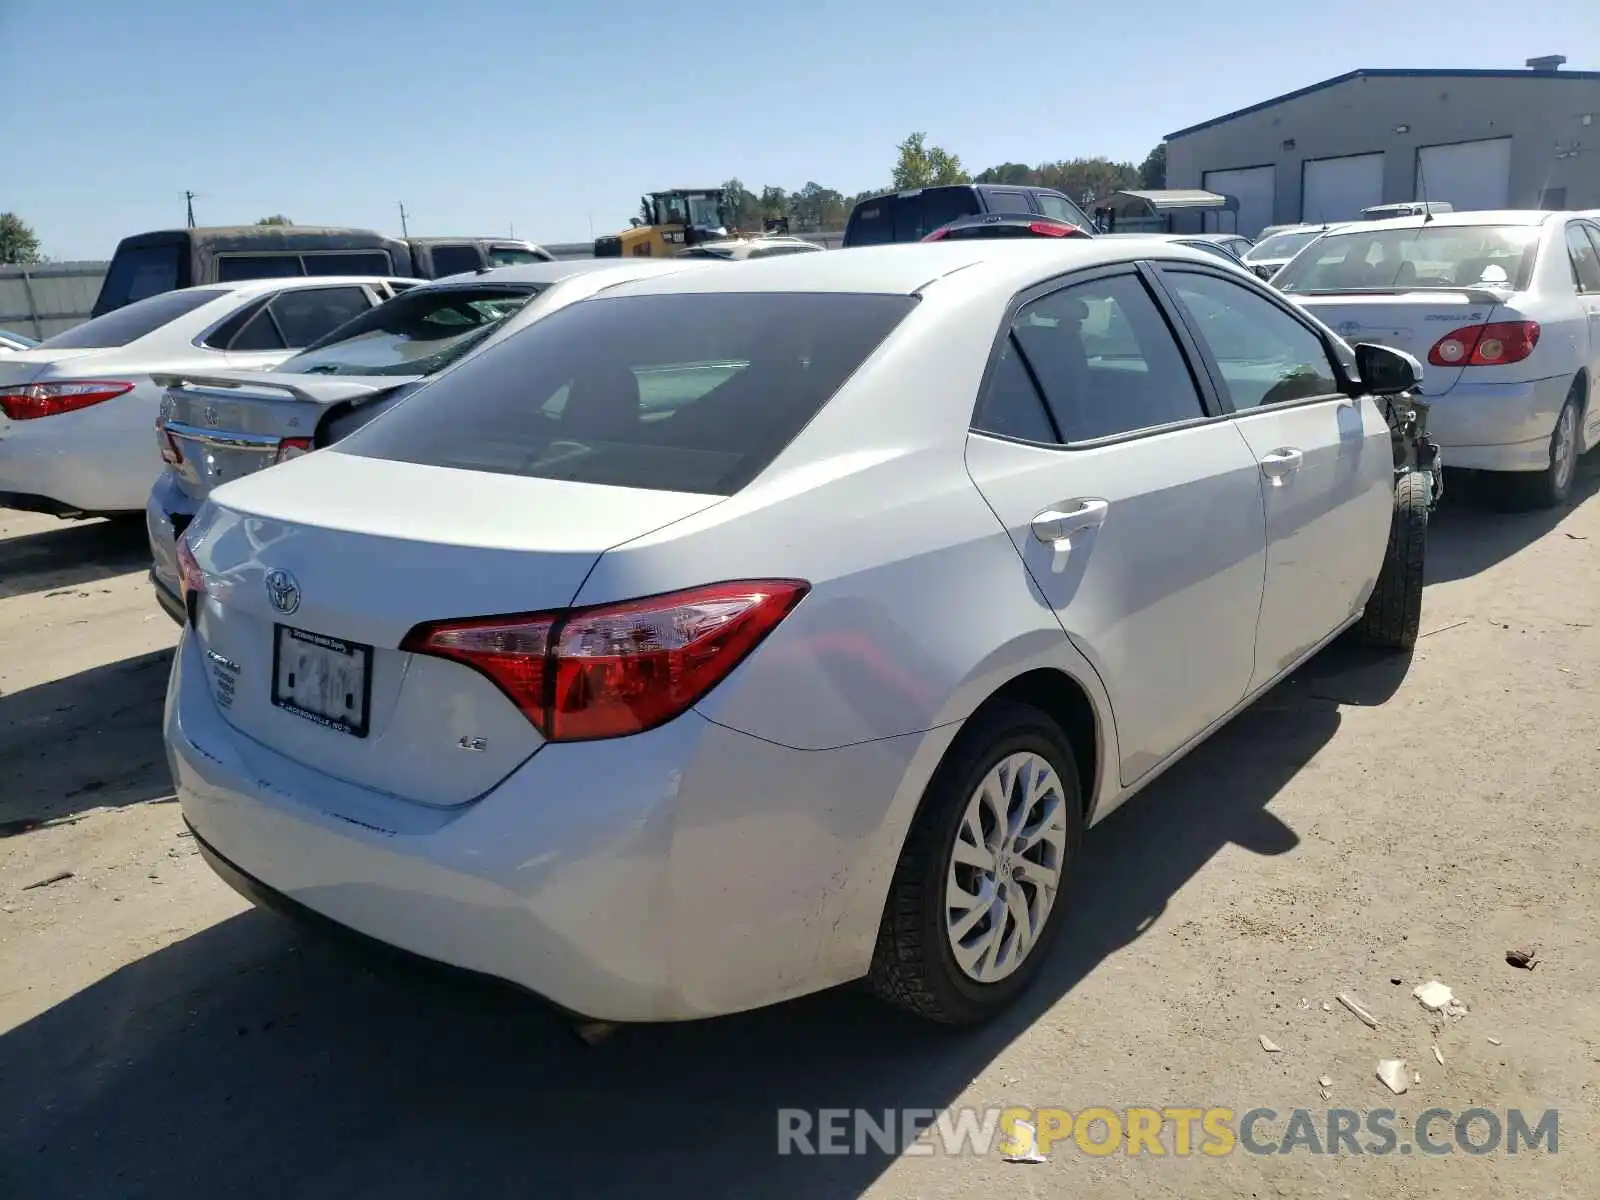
[846,188,984,246]
[339,291,917,495]
[488,246,549,266]
[277,285,543,377]
[1275,224,1540,294]
[94,243,183,314]
[39,288,226,350]
[1245,230,1324,262]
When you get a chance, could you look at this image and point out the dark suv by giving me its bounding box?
[843,185,1094,247]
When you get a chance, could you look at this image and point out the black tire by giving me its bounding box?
[1489,386,1582,511]
[867,700,1084,1025]
[1357,470,1430,651]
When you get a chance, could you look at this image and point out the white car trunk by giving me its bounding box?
[186,450,725,807]
[0,348,119,388]
[1293,290,1513,396]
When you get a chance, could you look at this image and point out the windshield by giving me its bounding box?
[93,242,183,315]
[1275,224,1540,294]
[686,194,725,229]
[276,284,542,378]
[1245,230,1323,262]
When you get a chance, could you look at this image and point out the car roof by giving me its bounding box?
[597,239,1229,300]
[1327,209,1555,233]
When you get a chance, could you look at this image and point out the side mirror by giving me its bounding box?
[1354,342,1422,396]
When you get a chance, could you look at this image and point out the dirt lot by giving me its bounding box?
[3,467,1598,1199]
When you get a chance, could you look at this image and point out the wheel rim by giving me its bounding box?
[944,751,1069,984]
[1552,402,1577,492]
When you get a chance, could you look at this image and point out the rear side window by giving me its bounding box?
[428,245,483,277]
[218,255,305,282]
[267,287,374,347]
[95,244,183,314]
[1008,273,1206,442]
[39,289,226,350]
[304,251,393,276]
[340,292,918,495]
[846,197,897,247]
[986,190,1032,214]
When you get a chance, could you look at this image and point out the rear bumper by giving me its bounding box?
[1424,374,1570,473]
[146,472,199,608]
[165,631,951,1022]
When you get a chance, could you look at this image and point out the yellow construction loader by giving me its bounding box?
[593,188,729,258]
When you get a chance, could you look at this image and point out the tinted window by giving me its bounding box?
[1166,271,1339,409]
[228,305,287,351]
[1275,224,1540,293]
[1031,192,1092,228]
[895,188,982,241]
[1010,273,1205,442]
[972,338,1058,442]
[428,245,484,277]
[304,251,394,276]
[987,190,1031,214]
[279,284,541,377]
[846,197,896,247]
[218,255,305,282]
[95,243,182,313]
[268,287,373,347]
[1566,224,1600,293]
[201,296,270,350]
[39,288,226,350]
[341,292,917,495]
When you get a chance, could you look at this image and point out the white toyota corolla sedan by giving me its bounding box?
[1275,209,1600,508]
[167,240,1432,1025]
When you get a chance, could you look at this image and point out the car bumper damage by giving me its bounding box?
[1421,374,1570,474]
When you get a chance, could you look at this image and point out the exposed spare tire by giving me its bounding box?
[1358,470,1430,650]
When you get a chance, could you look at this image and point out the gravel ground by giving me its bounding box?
[2,463,1597,1199]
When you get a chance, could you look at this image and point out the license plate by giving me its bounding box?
[271,625,373,737]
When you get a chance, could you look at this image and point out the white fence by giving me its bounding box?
[0,262,108,340]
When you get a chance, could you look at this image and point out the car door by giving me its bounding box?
[224,285,379,370]
[1155,264,1394,690]
[1568,222,1600,450]
[964,265,1270,785]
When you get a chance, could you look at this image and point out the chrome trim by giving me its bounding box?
[163,420,281,449]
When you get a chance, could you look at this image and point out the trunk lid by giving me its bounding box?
[1292,289,1509,396]
[184,450,724,807]
[155,371,407,501]
[0,348,115,389]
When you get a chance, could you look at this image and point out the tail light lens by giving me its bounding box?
[157,418,184,465]
[402,580,809,741]
[0,381,134,421]
[176,530,205,621]
[1427,321,1540,367]
[1027,221,1086,238]
[275,437,313,464]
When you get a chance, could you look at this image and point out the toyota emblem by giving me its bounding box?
[264,568,300,615]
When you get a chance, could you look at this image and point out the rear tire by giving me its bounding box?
[868,701,1084,1025]
[1490,385,1581,511]
[1358,470,1430,651]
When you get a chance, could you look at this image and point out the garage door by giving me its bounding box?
[1302,154,1385,223]
[1416,138,1512,213]
[1202,166,1275,237]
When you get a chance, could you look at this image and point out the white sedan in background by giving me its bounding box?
[0,275,416,518]
[168,241,1432,1026]
[1274,210,1600,507]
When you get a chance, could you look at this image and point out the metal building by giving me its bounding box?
[1163,56,1600,237]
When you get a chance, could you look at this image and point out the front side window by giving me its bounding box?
[339,291,917,495]
[265,286,374,348]
[428,245,483,277]
[40,289,227,350]
[279,285,541,377]
[1165,271,1340,410]
[1274,224,1540,294]
[1565,224,1600,293]
[1008,272,1207,442]
[1033,192,1092,228]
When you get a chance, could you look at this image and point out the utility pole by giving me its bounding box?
[185,191,198,228]
[397,201,410,238]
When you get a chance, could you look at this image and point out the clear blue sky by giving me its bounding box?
[5,0,1597,259]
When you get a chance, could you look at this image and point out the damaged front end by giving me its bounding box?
[1380,391,1443,509]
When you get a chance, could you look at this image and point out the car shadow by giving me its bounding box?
[1425,454,1600,585]
[0,647,1355,1199]
[0,649,174,836]
[0,516,151,601]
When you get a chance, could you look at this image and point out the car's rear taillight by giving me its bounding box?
[176,530,205,620]
[157,418,183,465]
[1427,321,1540,368]
[922,227,951,242]
[1028,221,1086,238]
[0,381,134,421]
[275,437,313,464]
[402,579,809,741]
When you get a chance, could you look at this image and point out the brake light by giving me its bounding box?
[1427,321,1540,367]
[275,437,313,464]
[0,380,134,421]
[176,530,205,619]
[922,227,951,242]
[157,418,183,465]
[1028,221,1085,238]
[402,579,809,741]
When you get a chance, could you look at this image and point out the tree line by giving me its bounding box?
[720,134,1167,234]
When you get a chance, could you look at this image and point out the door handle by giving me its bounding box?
[1258,448,1304,481]
[1031,498,1109,547]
